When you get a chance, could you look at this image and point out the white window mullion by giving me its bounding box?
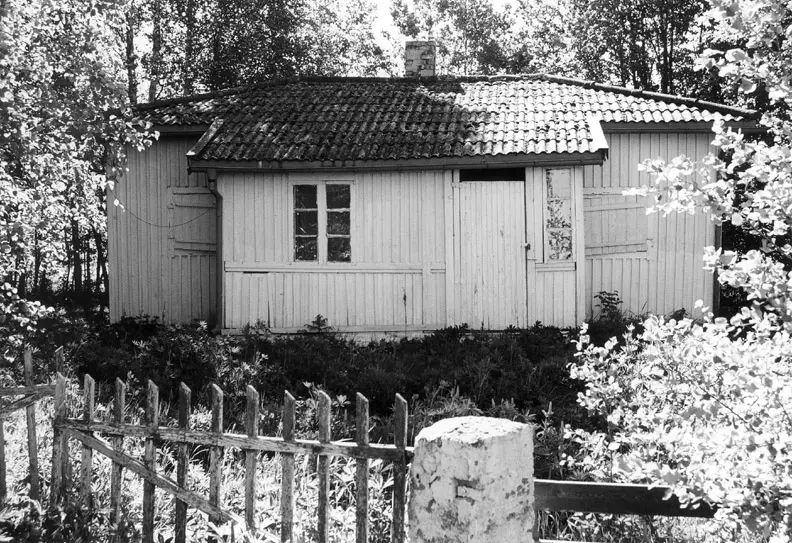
[318,182,327,264]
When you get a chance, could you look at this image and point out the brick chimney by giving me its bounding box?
[404,41,436,78]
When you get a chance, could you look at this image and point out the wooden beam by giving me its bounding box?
[80,375,95,510]
[143,381,159,543]
[317,392,331,543]
[23,351,40,501]
[51,373,67,506]
[0,384,56,397]
[175,383,191,543]
[63,428,242,525]
[244,386,259,531]
[58,419,414,461]
[391,395,408,543]
[280,392,296,543]
[187,152,606,174]
[110,379,126,543]
[209,385,224,527]
[355,394,369,543]
[534,479,717,518]
[0,389,52,419]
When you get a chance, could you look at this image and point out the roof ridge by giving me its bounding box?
[537,74,758,119]
[135,73,758,120]
[134,74,551,111]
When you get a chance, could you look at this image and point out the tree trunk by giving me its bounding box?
[148,0,163,101]
[71,220,82,295]
[183,0,197,95]
[126,5,139,104]
[32,231,41,293]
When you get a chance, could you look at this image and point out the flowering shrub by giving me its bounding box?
[572,316,792,540]
[570,1,792,541]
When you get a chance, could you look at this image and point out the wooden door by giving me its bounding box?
[453,181,527,329]
[525,167,585,328]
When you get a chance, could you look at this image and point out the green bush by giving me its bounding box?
[62,316,584,436]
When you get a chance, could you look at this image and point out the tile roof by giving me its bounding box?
[135,75,756,164]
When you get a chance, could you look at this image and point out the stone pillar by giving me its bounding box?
[408,416,535,543]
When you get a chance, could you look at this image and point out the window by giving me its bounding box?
[545,169,573,260]
[293,183,351,263]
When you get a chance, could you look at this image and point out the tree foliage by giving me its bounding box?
[390,0,518,75]
[562,0,707,94]
[0,0,151,357]
[127,0,394,98]
[571,1,792,540]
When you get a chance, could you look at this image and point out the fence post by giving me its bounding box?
[143,381,159,543]
[51,373,67,506]
[408,416,535,543]
[110,379,126,543]
[80,375,95,510]
[23,350,40,501]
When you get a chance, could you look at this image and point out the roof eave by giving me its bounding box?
[188,151,607,174]
[151,123,211,135]
[601,120,764,133]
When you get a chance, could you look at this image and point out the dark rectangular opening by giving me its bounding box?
[459,168,525,182]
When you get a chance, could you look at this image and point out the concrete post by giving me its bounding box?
[408,416,535,543]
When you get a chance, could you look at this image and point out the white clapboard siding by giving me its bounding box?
[583,131,716,318]
[223,270,446,330]
[218,171,448,330]
[451,181,527,329]
[108,137,216,324]
[533,266,577,328]
[584,194,649,255]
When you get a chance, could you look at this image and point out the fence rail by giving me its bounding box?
[0,347,718,543]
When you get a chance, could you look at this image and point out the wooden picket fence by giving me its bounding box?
[50,374,409,543]
[0,348,718,543]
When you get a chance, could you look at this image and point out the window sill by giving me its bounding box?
[225,262,447,274]
[537,261,576,271]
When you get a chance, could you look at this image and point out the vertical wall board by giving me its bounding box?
[584,131,717,319]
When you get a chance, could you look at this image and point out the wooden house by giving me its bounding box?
[111,70,756,334]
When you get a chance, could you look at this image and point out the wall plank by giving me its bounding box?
[584,131,716,319]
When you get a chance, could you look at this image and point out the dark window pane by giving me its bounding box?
[295,211,318,235]
[327,211,350,235]
[326,184,350,208]
[328,237,351,262]
[294,185,317,208]
[295,237,317,260]
[460,168,525,182]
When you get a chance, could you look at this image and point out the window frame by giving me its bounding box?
[289,180,353,264]
[541,167,575,264]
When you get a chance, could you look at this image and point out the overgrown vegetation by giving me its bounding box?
[0,315,592,542]
[13,312,585,437]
